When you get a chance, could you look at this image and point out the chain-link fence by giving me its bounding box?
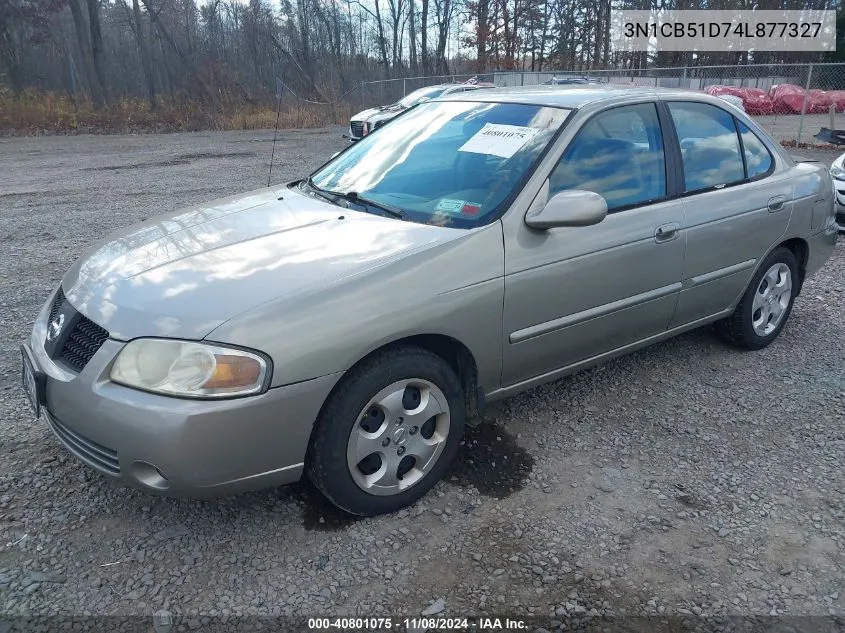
[359,63,845,144]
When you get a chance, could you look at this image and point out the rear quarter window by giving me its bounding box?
[738,121,774,178]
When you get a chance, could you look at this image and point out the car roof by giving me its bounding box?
[436,84,699,109]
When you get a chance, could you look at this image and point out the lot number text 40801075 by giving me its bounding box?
[307,616,529,630]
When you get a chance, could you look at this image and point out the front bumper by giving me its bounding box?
[27,290,342,497]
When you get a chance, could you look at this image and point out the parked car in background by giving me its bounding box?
[23,87,837,517]
[828,152,845,231]
[347,82,496,141]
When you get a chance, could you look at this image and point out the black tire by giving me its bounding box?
[715,247,798,350]
[306,346,465,516]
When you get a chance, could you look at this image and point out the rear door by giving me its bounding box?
[664,100,793,327]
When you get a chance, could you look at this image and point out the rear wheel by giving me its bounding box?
[715,247,798,350]
[306,346,465,516]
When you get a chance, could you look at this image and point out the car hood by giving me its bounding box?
[369,110,401,125]
[62,186,466,340]
[351,107,383,122]
[351,106,403,122]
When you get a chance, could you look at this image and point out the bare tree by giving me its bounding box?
[420,0,429,72]
[120,0,156,108]
[433,0,454,72]
[387,0,405,68]
[68,0,106,106]
[408,0,418,71]
[0,0,833,113]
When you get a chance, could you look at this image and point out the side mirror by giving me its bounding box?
[524,188,607,230]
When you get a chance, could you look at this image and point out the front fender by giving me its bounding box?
[206,223,506,394]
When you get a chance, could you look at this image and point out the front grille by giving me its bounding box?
[47,413,120,475]
[46,287,110,372]
[49,287,65,323]
[59,317,109,373]
[350,121,364,138]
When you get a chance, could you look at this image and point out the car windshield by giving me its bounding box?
[396,86,451,108]
[310,101,571,228]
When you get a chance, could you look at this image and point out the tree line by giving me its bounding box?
[0,0,837,111]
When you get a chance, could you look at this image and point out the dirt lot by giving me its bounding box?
[755,113,845,144]
[0,129,843,631]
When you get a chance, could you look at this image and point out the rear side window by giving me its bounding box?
[738,121,773,178]
[549,103,667,211]
[668,102,745,192]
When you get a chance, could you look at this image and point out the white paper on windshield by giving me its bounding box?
[458,123,539,158]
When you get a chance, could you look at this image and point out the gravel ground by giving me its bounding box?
[754,113,844,144]
[0,130,843,631]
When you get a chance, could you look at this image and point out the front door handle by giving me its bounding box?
[768,195,786,212]
[654,222,680,243]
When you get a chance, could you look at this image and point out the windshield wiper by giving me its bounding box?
[304,179,408,220]
[326,190,409,221]
[302,177,339,206]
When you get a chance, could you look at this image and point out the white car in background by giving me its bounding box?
[829,153,845,231]
[348,82,496,141]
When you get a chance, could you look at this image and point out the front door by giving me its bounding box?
[501,102,687,387]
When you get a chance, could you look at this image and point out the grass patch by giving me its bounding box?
[0,89,354,136]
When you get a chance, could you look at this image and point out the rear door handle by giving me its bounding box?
[654,222,680,243]
[768,195,786,212]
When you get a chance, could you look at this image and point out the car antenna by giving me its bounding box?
[267,77,284,187]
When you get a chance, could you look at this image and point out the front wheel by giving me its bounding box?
[306,346,465,516]
[715,247,798,350]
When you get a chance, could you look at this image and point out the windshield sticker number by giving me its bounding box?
[458,123,539,158]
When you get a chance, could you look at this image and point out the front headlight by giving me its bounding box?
[830,163,845,180]
[111,339,269,398]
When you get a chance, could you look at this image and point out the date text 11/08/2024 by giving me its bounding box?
[307,617,529,630]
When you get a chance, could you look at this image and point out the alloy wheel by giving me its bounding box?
[751,262,792,337]
[346,379,451,496]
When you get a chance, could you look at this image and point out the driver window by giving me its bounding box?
[549,103,667,211]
